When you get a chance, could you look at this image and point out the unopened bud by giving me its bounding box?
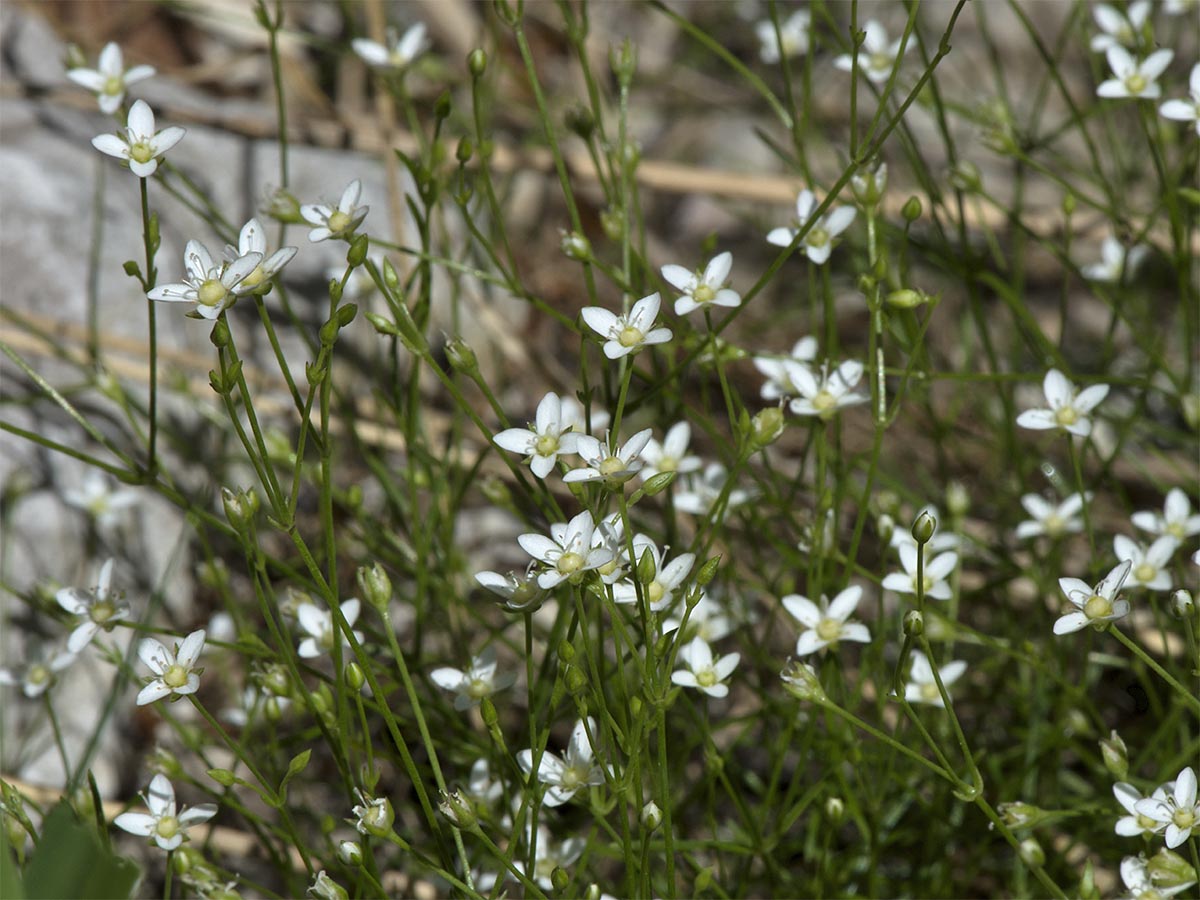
[1018,838,1044,867]
[902,196,923,223]
[903,610,925,636]
[609,38,637,85]
[945,482,969,518]
[886,288,928,310]
[221,486,259,530]
[751,407,785,449]
[262,663,290,697]
[445,337,479,375]
[344,662,366,692]
[1099,730,1128,781]
[561,230,592,261]
[438,789,478,830]
[1062,193,1076,217]
[696,555,721,586]
[565,104,595,140]
[851,162,887,208]
[354,794,394,838]
[640,801,662,831]
[780,659,826,703]
[877,513,896,544]
[63,43,88,71]
[468,48,487,79]
[456,138,474,164]
[999,801,1045,829]
[1170,589,1194,618]
[911,510,937,545]
[551,867,570,892]
[309,871,348,900]
[357,563,393,613]
[264,186,303,224]
[1181,390,1200,431]
[824,796,845,823]
[337,840,363,866]
[1147,848,1198,890]
[347,234,369,268]
[208,768,237,788]
[565,665,587,695]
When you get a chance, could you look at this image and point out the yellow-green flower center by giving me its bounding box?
[1043,513,1065,538]
[656,456,678,473]
[27,664,49,687]
[1137,812,1159,831]
[559,767,583,790]
[816,617,842,642]
[692,284,716,305]
[467,677,491,699]
[807,226,830,248]
[318,625,335,651]
[198,278,228,307]
[103,75,123,97]
[1083,593,1112,620]
[599,456,625,476]
[238,264,266,289]
[557,551,584,575]
[129,140,155,164]
[90,599,117,625]
[812,390,837,412]
[869,52,891,72]
[1173,807,1196,829]
[696,669,717,688]
[920,682,940,702]
[327,211,352,234]
[1166,522,1185,540]
[535,434,559,457]
[646,581,664,605]
[1125,73,1147,94]
[163,663,189,689]
[618,325,644,348]
[1054,406,1078,427]
[155,815,180,840]
[1134,562,1156,584]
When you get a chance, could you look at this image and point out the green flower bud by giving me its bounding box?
[347,234,369,268]
[640,471,676,497]
[551,867,570,892]
[221,487,259,530]
[262,663,290,697]
[877,513,896,544]
[558,640,577,664]
[1171,589,1194,619]
[780,659,826,703]
[354,793,394,838]
[609,38,637,85]
[382,258,401,293]
[63,43,88,71]
[435,90,452,121]
[640,801,663,832]
[208,768,237,788]
[851,162,887,208]
[1018,838,1044,867]
[696,555,721,586]
[438,789,479,830]
[824,796,845,823]
[561,230,592,261]
[751,407,785,450]
[565,104,595,139]
[344,661,366,692]
[365,312,400,336]
[694,868,713,892]
[1099,730,1128,782]
[1147,848,1198,890]
[337,840,363,866]
[950,160,982,192]
[1183,390,1200,431]
[999,801,1045,829]
[445,337,479,375]
[903,610,925,637]
[565,665,587,695]
[468,48,487,78]
[886,288,928,310]
[600,208,623,241]
[911,510,937,545]
[456,138,474,164]
[210,317,231,349]
[1078,860,1100,900]
[902,196,923,223]
[264,186,303,224]
[945,481,969,518]
[309,871,348,900]
[1062,193,1076,216]
[357,562,393,614]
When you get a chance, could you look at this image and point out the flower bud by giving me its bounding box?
[221,486,260,530]
[640,471,676,497]
[354,794,394,838]
[851,162,887,208]
[600,208,623,241]
[1078,860,1100,900]
[262,663,291,697]
[561,230,592,261]
[456,138,474,164]
[438,789,479,830]
[309,871,348,900]
[1018,838,1045,867]
[945,482,969,519]
[551,867,570,892]
[337,840,363,866]
[208,768,237,788]
[1099,730,1128,781]
[445,337,479,375]
[1170,589,1194,618]
[468,48,487,78]
[902,196,923,223]
[565,665,588,695]
[63,43,88,71]
[696,555,721,587]
[911,510,937,544]
[558,640,577,664]
[585,885,603,900]
[609,38,637,86]
[999,801,1045,829]
[903,610,924,637]
[640,801,663,832]
[344,662,366,692]
[1181,390,1200,431]
[877,513,896,544]
[365,312,400,336]
[357,562,393,614]
[751,407,785,450]
[565,104,595,140]
[1062,193,1076,217]
[780,659,826,703]
[1147,848,1198,890]
[886,288,928,310]
[824,796,845,823]
[950,160,982,192]
[264,186,303,224]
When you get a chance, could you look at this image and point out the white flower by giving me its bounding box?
[754,338,819,401]
[296,599,363,658]
[670,636,739,698]
[518,511,614,589]
[882,543,958,601]
[663,591,734,643]
[1132,489,1200,541]
[1082,235,1150,283]
[301,179,369,243]
[63,471,138,528]
[1053,560,1132,635]
[351,23,429,70]
[756,9,811,63]
[1160,63,1200,135]
[224,218,297,296]
[564,429,653,487]
[0,648,76,699]
[1114,782,1170,837]
[1164,0,1198,13]
[1135,767,1200,849]
[56,558,131,652]
[136,629,206,705]
[516,717,607,807]
[675,463,751,517]
[611,534,695,612]
[1097,47,1174,100]
[514,825,586,890]
[559,396,610,435]
[786,360,868,418]
[661,252,742,316]
[493,392,582,479]
[581,293,673,359]
[67,42,155,115]
[834,20,909,83]
[591,512,628,585]
[1015,493,1088,540]
[1016,369,1109,437]
[904,650,966,707]
[147,240,263,320]
[1090,2,1152,53]
[91,99,185,178]
[113,774,216,851]
[1120,853,1196,898]
[1115,534,1180,591]
[767,189,857,265]
[783,585,871,655]
[430,647,515,710]
[639,422,702,481]
[475,569,545,612]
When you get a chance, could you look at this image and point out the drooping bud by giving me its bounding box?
[309,871,349,900]
[902,196,923,223]
[780,659,826,703]
[1099,730,1128,782]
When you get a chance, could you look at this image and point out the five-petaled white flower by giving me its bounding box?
[564,429,654,487]
[639,422,702,481]
[611,534,695,611]
[1015,493,1088,541]
[0,647,76,699]
[1053,559,1132,635]
[1082,235,1149,283]
[67,42,155,115]
[493,392,582,479]
[1133,489,1200,541]
[1120,853,1196,898]
[518,510,614,589]
[661,252,742,316]
[296,599,363,659]
[904,650,966,707]
[351,23,429,71]
[136,630,205,705]
[1115,534,1180,592]
[786,360,868,418]
[882,543,958,601]
[834,20,910,83]
[756,9,811,63]
[301,179,369,243]
[1097,47,1174,100]
[113,774,216,851]
[1160,63,1200,135]
[581,293,673,359]
[1135,767,1200,849]
[1114,781,1171,838]
[767,189,857,265]
[225,218,297,296]
[1090,2,1152,53]
[475,568,545,612]
[783,585,871,656]
[675,463,751,517]
[147,240,262,320]
[56,558,131,652]
[754,338,819,401]
[671,636,740,698]
[1016,369,1109,437]
[517,717,607,807]
[91,99,185,178]
[430,646,515,710]
[63,471,139,528]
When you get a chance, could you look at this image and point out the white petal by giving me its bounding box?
[782,594,820,627]
[1174,766,1197,807]
[113,812,156,837]
[581,306,618,336]
[137,638,170,674]
[176,629,207,667]
[704,252,732,285]
[1073,384,1109,413]
[430,667,466,692]
[1015,409,1057,430]
[794,632,827,656]
[766,227,795,247]
[630,293,662,328]
[1140,49,1174,82]
[1053,612,1089,634]
[352,39,390,66]
[339,179,363,213]
[150,126,186,156]
[179,803,218,826]
[91,134,130,159]
[660,264,695,292]
[824,206,857,238]
[137,680,172,705]
[126,99,155,138]
[827,585,863,621]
